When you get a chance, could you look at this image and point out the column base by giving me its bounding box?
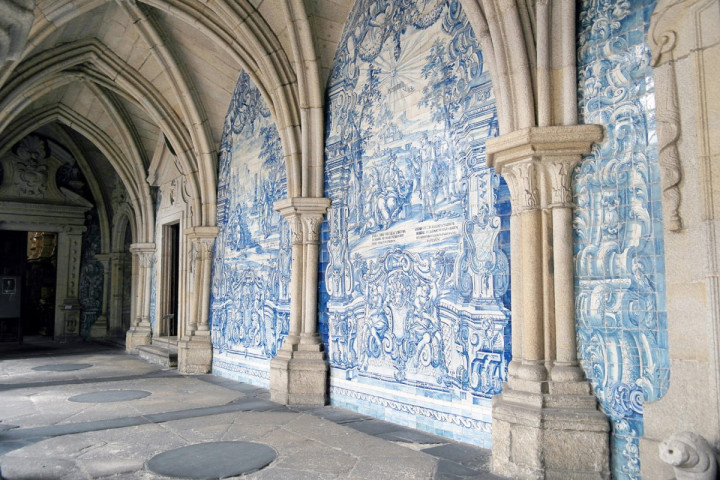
[177,334,212,374]
[492,380,610,480]
[90,315,108,338]
[269,343,328,406]
[125,325,151,353]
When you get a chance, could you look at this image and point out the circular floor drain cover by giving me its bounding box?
[147,441,277,479]
[69,390,151,403]
[33,363,92,372]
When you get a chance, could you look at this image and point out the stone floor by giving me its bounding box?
[0,337,505,479]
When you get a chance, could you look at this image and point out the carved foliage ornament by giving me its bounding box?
[503,161,540,212]
[303,215,323,244]
[290,216,303,245]
[546,157,579,207]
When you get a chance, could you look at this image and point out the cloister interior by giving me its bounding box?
[0,0,719,479]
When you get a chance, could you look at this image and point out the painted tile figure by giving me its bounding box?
[575,0,669,478]
[321,0,511,446]
[210,72,290,386]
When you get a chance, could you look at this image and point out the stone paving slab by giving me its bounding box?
[0,341,505,480]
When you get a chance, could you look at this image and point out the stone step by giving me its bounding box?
[137,344,178,368]
[152,336,178,349]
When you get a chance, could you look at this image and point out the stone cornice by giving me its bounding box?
[274,197,331,218]
[129,242,155,254]
[486,125,603,173]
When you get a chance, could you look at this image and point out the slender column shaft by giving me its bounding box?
[134,253,145,326]
[302,215,322,339]
[553,206,576,364]
[288,216,304,346]
[100,258,111,318]
[508,212,523,375]
[542,208,555,371]
[536,0,551,127]
[141,253,153,327]
[520,208,545,367]
[198,246,212,331]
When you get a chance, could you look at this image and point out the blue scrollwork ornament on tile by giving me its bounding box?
[576,0,667,478]
[210,71,289,375]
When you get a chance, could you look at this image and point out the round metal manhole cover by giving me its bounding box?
[68,390,151,403]
[147,441,277,479]
[33,363,93,372]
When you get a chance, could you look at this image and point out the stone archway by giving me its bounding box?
[0,136,92,340]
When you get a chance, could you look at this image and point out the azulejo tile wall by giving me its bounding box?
[575,1,668,478]
[210,71,290,387]
[321,0,510,447]
[78,207,103,338]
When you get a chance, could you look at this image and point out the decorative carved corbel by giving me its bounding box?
[650,25,683,232]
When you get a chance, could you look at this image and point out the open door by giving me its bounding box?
[160,222,180,339]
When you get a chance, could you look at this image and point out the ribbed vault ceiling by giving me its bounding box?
[0,0,355,240]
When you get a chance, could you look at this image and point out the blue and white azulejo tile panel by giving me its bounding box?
[321,0,511,447]
[576,1,668,479]
[210,71,290,387]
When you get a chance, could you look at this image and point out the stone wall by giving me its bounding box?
[575,1,668,478]
[320,0,511,446]
[210,72,291,387]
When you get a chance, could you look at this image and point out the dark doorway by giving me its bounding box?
[162,223,180,337]
[0,230,58,340]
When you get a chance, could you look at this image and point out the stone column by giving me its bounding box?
[125,243,154,352]
[546,157,585,382]
[90,254,111,338]
[54,225,86,340]
[271,197,330,405]
[178,227,218,374]
[108,252,125,336]
[487,126,610,480]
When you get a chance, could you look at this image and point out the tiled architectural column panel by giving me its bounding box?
[79,208,104,339]
[576,1,669,479]
[320,0,511,447]
[210,72,290,387]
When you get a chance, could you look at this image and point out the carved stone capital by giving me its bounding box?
[275,197,331,246]
[185,226,219,261]
[302,214,323,245]
[543,156,580,207]
[502,160,541,212]
[130,243,155,268]
[94,253,111,269]
[486,125,603,212]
